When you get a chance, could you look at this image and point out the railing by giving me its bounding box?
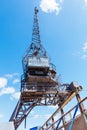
[21,80,58,92]
[39,97,87,130]
[50,63,56,72]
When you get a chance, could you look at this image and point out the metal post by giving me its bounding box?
[76,94,87,129]
[61,109,66,130]
[52,117,55,129]
[24,115,26,128]
[46,123,48,129]
[76,94,84,113]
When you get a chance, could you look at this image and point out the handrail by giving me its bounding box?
[40,97,87,130]
[50,63,56,71]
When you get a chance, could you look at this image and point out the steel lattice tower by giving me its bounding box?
[22,7,47,74]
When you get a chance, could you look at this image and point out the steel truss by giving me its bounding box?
[9,84,82,129]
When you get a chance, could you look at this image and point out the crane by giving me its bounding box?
[9,7,82,130]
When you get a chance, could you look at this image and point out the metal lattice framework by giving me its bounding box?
[9,7,82,130]
[9,86,82,130]
[22,7,47,74]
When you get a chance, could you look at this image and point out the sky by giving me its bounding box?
[0,0,87,129]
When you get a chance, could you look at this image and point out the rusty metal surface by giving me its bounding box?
[65,114,87,130]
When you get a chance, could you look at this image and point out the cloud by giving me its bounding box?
[81,54,87,59]
[0,73,21,100]
[5,74,13,78]
[40,0,63,15]
[11,92,20,100]
[59,0,64,4]
[0,77,7,88]
[0,87,15,96]
[81,42,87,59]
[82,42,87,52]
[13,79,20,84]
[32,114,51,119]
[5,73,20,79]
[33,114,41,119]
[84,0,87,6]
[0,114,4,118]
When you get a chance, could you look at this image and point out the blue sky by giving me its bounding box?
[0,0,87,129]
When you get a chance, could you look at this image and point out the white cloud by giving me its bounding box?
[40,0,63,15]
[84,0,87,6]
[80,42,87,59]
[82,42,87,52]
[33,114,41,119]
[59,0,64,4]
[32,114,51,119]
[0,77,7,88]
[11,92,20,100]
[5,73,19,79]
[13,79,20,84]
[0,114,4,118]
[81,54,87,59]
[0,87,15,96]
[5,74,13,78]
[0,73,20,99]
